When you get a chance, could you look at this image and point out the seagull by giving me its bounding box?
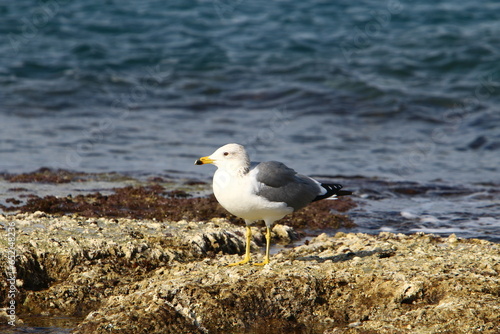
[195,143,351,266]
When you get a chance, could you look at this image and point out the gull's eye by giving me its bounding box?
[223,152,229,156]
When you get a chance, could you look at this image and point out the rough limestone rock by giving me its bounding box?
[1,213,499,333]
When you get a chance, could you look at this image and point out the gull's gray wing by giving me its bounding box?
[254,161,321,211]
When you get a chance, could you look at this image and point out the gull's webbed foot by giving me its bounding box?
[227,254,251,266]
[252,257,270,266]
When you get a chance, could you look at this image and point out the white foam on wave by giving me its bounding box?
[419,215,440,224]
[400,211,418,219]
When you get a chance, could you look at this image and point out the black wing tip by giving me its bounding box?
[313,183,351,202]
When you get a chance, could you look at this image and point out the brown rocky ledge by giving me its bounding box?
[1,212,499,333]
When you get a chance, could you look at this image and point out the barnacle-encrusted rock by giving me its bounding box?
[0,213,499,333]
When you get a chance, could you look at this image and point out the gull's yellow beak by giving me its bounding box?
[194,156,215,165]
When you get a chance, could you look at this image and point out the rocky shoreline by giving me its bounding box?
[1,211,499,333]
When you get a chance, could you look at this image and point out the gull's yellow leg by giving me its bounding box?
[253,226,271,266]
[228,226,252,266]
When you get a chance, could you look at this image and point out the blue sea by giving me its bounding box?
[1,1,500,331]
[1,0,499,182]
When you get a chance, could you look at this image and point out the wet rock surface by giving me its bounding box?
[1,212,499,333]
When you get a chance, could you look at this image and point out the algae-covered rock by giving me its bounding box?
[1,213,499,333]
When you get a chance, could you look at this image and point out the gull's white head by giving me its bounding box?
[195,143,250,171]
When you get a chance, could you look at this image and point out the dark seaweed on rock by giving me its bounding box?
[2,184,356,229]
[281,198,356,230]
[1,167,88,184]
[0,168,140,184]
